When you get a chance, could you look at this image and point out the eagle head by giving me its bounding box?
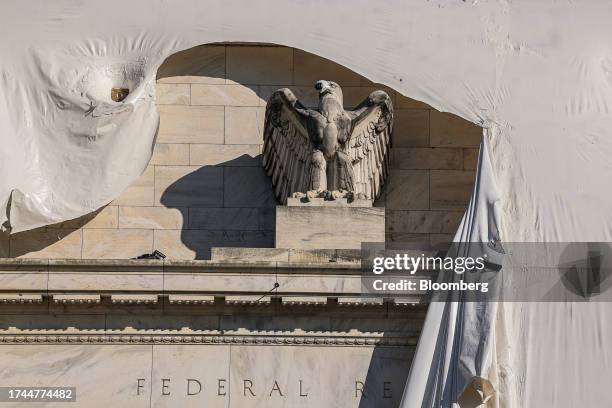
[315,80,343,107]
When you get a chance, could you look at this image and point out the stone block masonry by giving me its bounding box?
[1,44,481,259]
[276,205,385,250]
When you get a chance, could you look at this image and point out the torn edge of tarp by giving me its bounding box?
[400,128,504,407]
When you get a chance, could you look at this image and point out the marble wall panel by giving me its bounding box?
[0,345,152,408]
[430,111,482,147]
[276,207,385,249]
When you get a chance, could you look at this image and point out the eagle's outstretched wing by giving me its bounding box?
[262,88,316,204]
[345,90,394,200]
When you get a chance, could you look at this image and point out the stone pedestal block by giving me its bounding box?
[286,197,372,207]
[275,202,385,250]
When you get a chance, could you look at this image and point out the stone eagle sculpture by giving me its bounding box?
[262,80,393,204]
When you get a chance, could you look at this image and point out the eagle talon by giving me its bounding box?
[325,190,355,201]
[305,190,324,199]
[291,191,311,202]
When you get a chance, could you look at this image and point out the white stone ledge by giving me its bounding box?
[0,258,427,306]
[225,295,271,305]
[281,296,328,306]
[168,294,215,304]
[337,297,384,306]
[53,294,101,304]
[111,294,159,304]
[394,298,422,306]
[0,293,43,304]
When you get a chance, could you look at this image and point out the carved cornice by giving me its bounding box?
[0,257,363,275]
[110,294,158,305]
[0,259,425,347]
[0,294,43,304]
[53,294,101,304]
[0,334,418,346]
[168,294,215,305]
[0,258,428,308]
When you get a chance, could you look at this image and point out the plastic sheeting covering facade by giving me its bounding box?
[1,1,611,406]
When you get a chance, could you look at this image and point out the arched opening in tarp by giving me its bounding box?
[149,42,483,259]
[1,42,483,260]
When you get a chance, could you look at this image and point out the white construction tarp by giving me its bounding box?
[2,1,612,406]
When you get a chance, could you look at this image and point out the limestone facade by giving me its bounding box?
[0,257,424,407]
[0,44,480,259]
